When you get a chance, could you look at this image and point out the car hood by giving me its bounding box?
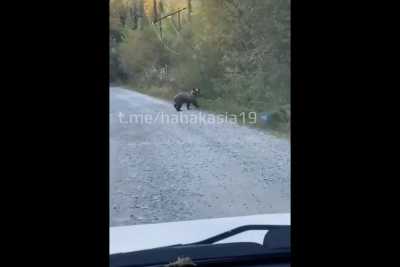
[110,213,290,254]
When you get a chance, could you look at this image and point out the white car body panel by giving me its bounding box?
[110,213,290,254]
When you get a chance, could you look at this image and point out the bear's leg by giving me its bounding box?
[186,103,191,110]
[174,103,182,111]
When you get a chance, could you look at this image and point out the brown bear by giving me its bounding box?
[173,88,200,111]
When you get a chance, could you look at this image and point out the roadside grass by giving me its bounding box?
[127,83,177,101]
[122,83,290,140]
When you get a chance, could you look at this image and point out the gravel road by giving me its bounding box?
[110,86,290,226]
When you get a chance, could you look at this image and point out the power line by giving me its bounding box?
[153,7,187,24]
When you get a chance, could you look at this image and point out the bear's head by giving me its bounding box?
[191,88,200,96]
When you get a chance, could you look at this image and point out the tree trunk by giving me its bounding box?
[187,0,192,22]
[138,0,145,30]
[132,3,138,30]
[153,0,158,23]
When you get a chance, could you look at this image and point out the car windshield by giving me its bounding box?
[110,0,290,233]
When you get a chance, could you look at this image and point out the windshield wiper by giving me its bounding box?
[110,225,290,267]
